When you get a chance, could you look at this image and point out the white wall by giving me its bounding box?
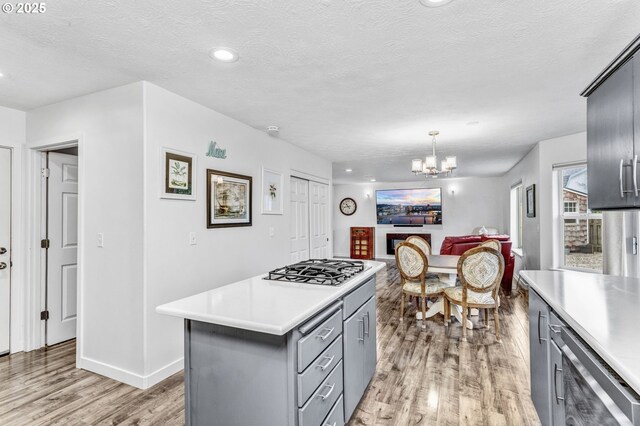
[502,132,587,274]
[142,83,332,382]
[27,83,146,382]
[0,106,26,353]
[333,177,506,258]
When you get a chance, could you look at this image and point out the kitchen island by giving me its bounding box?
[157,260,385,426]
[521,270,640,425]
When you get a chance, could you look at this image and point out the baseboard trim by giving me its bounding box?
[144,357,184,388]
[79,356,184,389]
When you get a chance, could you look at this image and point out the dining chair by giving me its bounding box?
[443,246,505,342]
[395,242,455,328]
[406,235,432,255]
[480,239,501,252]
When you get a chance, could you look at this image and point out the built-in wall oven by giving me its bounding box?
[549,312,640,425]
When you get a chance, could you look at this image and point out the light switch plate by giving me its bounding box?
[97,233,104,248]
[269,227,275,237]
[189,232,197,245]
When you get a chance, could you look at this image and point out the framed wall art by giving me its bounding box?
[161,148,197,200]
[261,167,284,215]
[526,184,536,218]
[207,169,252,228]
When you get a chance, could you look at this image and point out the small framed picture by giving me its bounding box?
[207,169,252,228]
[261,167,284,215]
[526,184,536,218]
[161,148,196,200]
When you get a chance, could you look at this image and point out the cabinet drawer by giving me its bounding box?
[298,310,343,372]
[298,361,344,426]
[321,394,345,426]
[298,336,343,406]
[343,278,375,319]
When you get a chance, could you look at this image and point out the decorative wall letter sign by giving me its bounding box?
[206,141,227,159]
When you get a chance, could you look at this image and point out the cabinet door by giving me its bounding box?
[363,297,377,387]
[587,58,635,209]
[343,305,365,421]
[529,290,552,426]
[550,341,565,426]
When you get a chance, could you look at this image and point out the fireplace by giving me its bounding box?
[386,233,432,255]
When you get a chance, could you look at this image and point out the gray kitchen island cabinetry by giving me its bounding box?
[158,261,385,426]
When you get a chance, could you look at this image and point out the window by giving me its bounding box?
[556,165,602,272]
[510,183,524,253]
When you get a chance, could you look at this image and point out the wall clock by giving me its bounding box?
[339,197,357,216]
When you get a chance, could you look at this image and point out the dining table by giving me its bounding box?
[416,254,475,329]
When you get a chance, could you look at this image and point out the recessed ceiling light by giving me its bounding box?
[370,178,376,182]
[419,0,454,7]
[209,47,239,63]
[345,168,353,173]
[0,72,4,77]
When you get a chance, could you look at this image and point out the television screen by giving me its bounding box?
[376,188,442,225]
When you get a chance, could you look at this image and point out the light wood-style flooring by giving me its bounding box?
[0,261,540,425]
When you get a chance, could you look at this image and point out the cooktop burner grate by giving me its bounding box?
[265,259,365,286]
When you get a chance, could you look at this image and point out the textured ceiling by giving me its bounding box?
[1,0,639,183]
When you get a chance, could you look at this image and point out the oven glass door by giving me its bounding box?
[562,348,633,426]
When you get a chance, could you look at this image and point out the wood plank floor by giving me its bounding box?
[0,261,540,425]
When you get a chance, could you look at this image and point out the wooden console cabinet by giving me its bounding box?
[350,227,375,260]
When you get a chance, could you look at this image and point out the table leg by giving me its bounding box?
[449,302,473,329]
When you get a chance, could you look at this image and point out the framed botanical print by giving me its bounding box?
[526,184,536,218]
[261,167,284,215]
[161,148,196,200]
[207,169,252,228]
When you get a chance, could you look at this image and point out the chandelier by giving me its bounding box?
[411,130,457,178]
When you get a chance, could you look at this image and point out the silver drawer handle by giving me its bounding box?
[620,158,625,199]
[317,327,335,341]
[323,422,337,426]
[318,383,335,400]
[317,355,335,371]
[634,155,639,197]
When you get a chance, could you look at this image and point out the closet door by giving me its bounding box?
[309,181,329,259]
[290,177,310,263]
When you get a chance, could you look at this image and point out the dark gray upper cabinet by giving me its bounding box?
[583,35,640,210]
[586,58,635,209]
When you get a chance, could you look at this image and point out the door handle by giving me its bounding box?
[537,312,547,344]
[634,155,638,197]
[0,247,6,255]
[554,363,564,404]
[363,312,370,337]
[0,262,6,270]
[620,158,625,199]
[357,318,365,342]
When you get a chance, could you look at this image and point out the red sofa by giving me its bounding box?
[439,234,515,295]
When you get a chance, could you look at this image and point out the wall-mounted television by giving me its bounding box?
[376,188,442,225]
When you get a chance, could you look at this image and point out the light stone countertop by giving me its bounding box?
[156,260,386,336]
[521,269,640,395]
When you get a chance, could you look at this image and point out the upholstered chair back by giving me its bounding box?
[406,235,432,255]
[480,239,501,252]
[457,246,505,295]
[395,242,427,282]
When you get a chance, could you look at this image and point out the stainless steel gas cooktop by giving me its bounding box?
[265,259,365,286]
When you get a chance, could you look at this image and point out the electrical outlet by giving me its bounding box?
[269,227,275,237]
[97,233,104,248]
[189,232,197,245]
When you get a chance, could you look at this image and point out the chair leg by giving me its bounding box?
[443,298,450,326]
[494,306,501,343]
[484,308,489,328]
[421,297,426,329]
[461,306,468,342]
[400,292,405,322]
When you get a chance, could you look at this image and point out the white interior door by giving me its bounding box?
[310,181,329,259]
[0,148,11,355]
[47,152,78,345]
[290,177,310,263]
